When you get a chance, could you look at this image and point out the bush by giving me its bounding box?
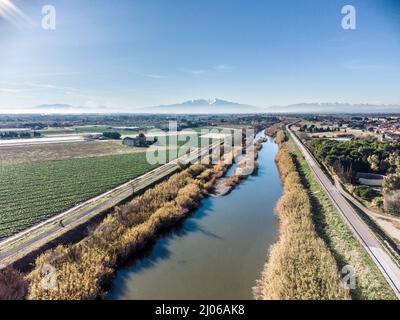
[372,196,384,209]
[275,131,286,145]
[0,267,28,300]
[102,132,121,140]
[384,191,400,216]
[383,173,400,195]
[354,185,378,201]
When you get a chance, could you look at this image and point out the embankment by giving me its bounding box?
[254,131,351,300]
[216,139,262,195]
[27,161,229,300]
[27,136,264,300]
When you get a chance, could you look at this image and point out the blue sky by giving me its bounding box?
[0,0,399,112]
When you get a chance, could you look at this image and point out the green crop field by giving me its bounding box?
[39,125,141,136]
[0,152,158,238]
[155,134,214,147]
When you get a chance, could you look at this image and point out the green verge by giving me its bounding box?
[285,135,396,300]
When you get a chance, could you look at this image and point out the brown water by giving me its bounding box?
[107,135,282,300]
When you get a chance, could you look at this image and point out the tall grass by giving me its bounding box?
[285,138,396,299]
[254,132,350,300]
[28,162,228,300]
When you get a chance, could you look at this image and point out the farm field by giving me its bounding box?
[294,122,381,140]
[38,125,140,136]
[0,141,143,165]
[307,128,381,139]
[154,134,214,148]
[0,152,158,238]
[0,131,217,239]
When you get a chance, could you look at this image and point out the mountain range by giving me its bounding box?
[29,100,400,114]
[139,99,261,114]
[138,100,400,114]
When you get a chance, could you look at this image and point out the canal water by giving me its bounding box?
[107,135,282,300]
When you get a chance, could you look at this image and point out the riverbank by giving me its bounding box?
[254,130,396,300]
[108,134,281,299]
[254,131,350,300]
[284,133,396,300]
[27,161,229,299]
[26,135,264,300]
[212,140,262,197]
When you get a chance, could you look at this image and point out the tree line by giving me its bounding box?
[308,139,400,215]
[308,139,400,183]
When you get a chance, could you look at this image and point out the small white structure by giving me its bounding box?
[123,134,155,147]
[357,173,384,187]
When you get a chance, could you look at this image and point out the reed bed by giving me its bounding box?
[27,162,229,300]
[254,132,350,300]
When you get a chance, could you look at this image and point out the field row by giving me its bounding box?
[0,152,158,238]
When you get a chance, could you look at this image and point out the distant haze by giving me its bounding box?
[265,103,400,114]
[2,100,400,114]
[134,99,261,114]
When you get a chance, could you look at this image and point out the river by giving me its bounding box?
[107,134,282,300]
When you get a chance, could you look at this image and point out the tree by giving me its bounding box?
[383,173,400,195]
[300,125,308,132]
[384,191,400,216]
[0,267,28,300]
[103,132,121,140]
[367,154,380,172]
[388,152,400,173]
[20,132,31,138]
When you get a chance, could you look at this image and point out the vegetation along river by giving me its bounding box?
[107,134,282,299]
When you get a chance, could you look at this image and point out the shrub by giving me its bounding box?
[354,185,378,201]
[0,267,28,300]
[383,173,400,195]
[275,131,286,145]
[384,191,400,216]
[103,132,121,140]
[372,196,384,209]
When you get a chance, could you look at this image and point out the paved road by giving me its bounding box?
[288,125,400,299]
[0,142,221,265]
[0,163,178,263]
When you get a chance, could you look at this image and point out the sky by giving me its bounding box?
[0,0,399,113]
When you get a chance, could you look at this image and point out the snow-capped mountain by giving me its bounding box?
[142,98,260,114]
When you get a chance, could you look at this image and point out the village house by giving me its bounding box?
[123,133,156,147]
